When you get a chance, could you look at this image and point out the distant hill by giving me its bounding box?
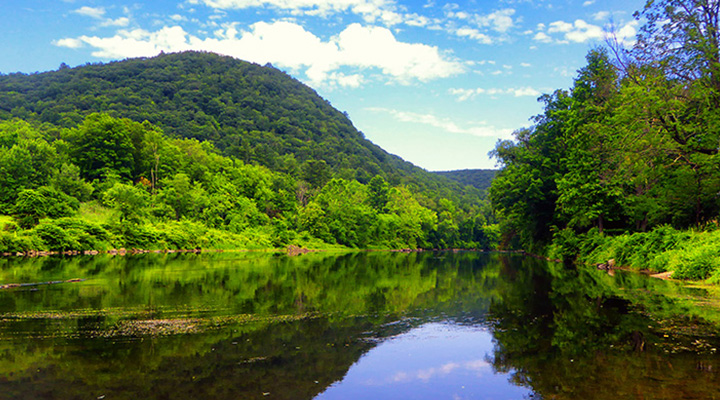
[432,170,497,192]
[0,51,472,200]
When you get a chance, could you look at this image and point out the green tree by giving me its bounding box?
[53,163,94,201]
[556,48,626,233]
[368,175,390,212]
[103,183,149,223]
[158,173,209,220]
[69,114,137,181]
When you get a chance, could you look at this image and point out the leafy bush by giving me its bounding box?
[673,244,720,280]
[0,231,35,252]
[32,223,80,251]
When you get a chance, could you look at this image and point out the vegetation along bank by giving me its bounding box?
[489,0,720,282]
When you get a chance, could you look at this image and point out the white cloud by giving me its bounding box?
[532,31,552,43]
[53,38,84,49]
[512,87,540,97]
[369,107,514,139]
[73,6,105,19]
[520,62,531,67]
[449,86,540,100]
[535,19,605,43]
[388,359,492,383]
[54,21,464,87]
[454,28,493,44]
[582,0,595,6]
[100,17,130,27]
[439,7,518,44]
[592,11,610,21]
[475,8,516,33]
[548,21,574,33]
[614,20,638,46]
[534,17,637,45]
[189,0,404,24]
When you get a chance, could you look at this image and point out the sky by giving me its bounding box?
[1,0,647,171]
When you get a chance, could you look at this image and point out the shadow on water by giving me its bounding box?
[0,252,719,399]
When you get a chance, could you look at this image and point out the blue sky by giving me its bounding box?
[2,0,646,171]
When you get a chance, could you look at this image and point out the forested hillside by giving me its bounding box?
[0,52,497,253]
[0,52,472,196]
[489,0,720,280]
[433,169,497,192]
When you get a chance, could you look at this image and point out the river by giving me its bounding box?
[0,251,719,399]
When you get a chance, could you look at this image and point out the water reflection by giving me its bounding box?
[0,251,718,399]
[317,322,532,400]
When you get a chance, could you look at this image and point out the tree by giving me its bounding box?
[302,159,331,189]
[158,173,209,220]
[103,183,149,223]
[367,175,390,212]
[54,163,94,201]
[629,0,720,156]
[556,48,627,233]
[490,90,572,249]
[70,114,137,181]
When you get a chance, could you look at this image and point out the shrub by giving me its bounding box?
[33,223,80,251]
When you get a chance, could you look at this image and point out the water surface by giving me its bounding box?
[0,251,719,399]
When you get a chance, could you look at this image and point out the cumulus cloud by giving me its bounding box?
[613,20,639,46]
[532,31,552,43]
[449,86,540,100]
[475,8,516,33]
[54,21,464,87]
[53,38,84,49]
[73,6,105,19]
[100,17,130,27]
[454,28,493,44]
[369,107,514,139]
[592,11,610,21]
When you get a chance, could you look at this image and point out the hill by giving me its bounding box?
[0,51,469,197]
[433,169,497,192]
[0,51,497,252]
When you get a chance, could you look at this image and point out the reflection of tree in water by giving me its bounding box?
[0,251,502,400]
[487,255,720,399]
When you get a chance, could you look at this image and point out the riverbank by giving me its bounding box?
[0,215,349,256]
[547,226,720,283]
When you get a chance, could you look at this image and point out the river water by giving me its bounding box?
[0,251,719,399]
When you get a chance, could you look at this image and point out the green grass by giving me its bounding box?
[76,201,114,225]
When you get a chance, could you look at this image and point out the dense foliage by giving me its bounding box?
[0,115,498,252]
[0,51,481,201]
[489,0,720,278]
[432,169,497,191]
[0,53,497,252]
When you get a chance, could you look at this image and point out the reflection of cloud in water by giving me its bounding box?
[390,359,491,383]
[317,321,533,399]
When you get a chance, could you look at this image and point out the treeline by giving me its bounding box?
[0,115,498,252]
[489,0,720,279]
